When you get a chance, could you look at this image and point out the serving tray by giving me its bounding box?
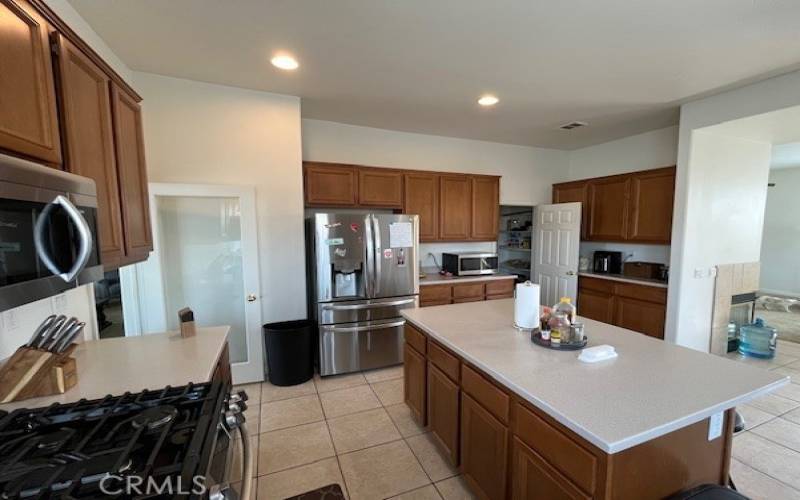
[531,330,588,350]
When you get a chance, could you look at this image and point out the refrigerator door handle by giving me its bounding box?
[320,319,406,333]
[364,215,374,297]
[322,298,416,311]
[372,215,382,295]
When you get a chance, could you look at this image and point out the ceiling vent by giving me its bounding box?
[559,121,588,130]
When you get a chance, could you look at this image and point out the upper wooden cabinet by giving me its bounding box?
[55,34,126,268]
[0,0,61,165]
[111,84,153,263]
[439,174,472,240]
[404,172,439,241]
[553,166,675,245]
[471,176,499,240]
[304,162,358,206]
[358,167,403,207]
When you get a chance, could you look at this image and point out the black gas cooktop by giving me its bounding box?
[0,381,229,499]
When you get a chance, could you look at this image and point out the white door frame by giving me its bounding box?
[121,183,264,383]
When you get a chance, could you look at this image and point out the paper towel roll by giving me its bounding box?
[514,281,540,330]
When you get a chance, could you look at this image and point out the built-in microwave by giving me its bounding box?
[0,154,102,312]
[442,252,499,276]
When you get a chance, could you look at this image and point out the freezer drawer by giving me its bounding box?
[317,295,418,325]
[319,318,405,376]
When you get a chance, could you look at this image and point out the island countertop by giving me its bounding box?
[0,326,230,411]
[401,300,787,453]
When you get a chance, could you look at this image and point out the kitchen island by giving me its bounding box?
[401,299,787,499]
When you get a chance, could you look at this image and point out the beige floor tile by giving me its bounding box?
[314,372,367,393]
[730,458,800,500]
[733,352,799,369]
[364,365,404,383]
[257,457,347,500]
[229,436,259,483]
[233,382,263,406]
[371,378,404,406]
[733,433,800,490]
[435,476,477,500]
[752,418,800,453]
[260,394,324,432]
[775,382,800,402]
[772,364,800,381]
[339,440,430,500]
[406,433,459,482]
[738,403,779,431]
[748,393,800,416]
[319,385,382,419]
[387,403,427,438]
[327,407,402,454]
[784,407,800,425]
[389,485,443,500]
[258,421,335,474]
[261,379,317,402]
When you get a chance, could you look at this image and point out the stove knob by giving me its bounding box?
[230,390,249,403]
[229,399,248,414]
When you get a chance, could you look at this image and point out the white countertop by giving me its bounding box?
[578,271,669,288]
[0,327,230,411]
[419,271,517,286]
[401,300,787,453]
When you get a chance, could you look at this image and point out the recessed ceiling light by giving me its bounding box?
[271,54,299,70]
[478,95,499,107]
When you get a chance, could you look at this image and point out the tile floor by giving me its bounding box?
[231,340,800,500]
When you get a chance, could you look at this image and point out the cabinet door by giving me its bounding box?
[553,181,588,238]
[461,393,508,500]
[428,363,460,466]
[404,172,439,241]
[471,176,499,240]
[512,438,590,500]
[627,167,675,243]
[614,296,666,339]
[439,174,471,240]
[111,84,152,264]
[304,163,358,206]
[576,288,614,324]
[55,34,125,267]
[358,168,403,207]
[586,176,630,241]
[404,344,427,425]
[0,0,61,164]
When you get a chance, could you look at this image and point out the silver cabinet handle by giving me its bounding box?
[34,195,93,282]
[321,319,406,333]
[372,215,381,295]
[322,298,416,311]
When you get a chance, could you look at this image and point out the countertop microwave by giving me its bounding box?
[442,252,499,276]
[0,154,102,312]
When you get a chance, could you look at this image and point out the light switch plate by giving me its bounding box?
[708,411,724,441]
[694,268,704,278]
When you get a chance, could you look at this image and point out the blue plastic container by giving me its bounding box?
[738,318,777,359]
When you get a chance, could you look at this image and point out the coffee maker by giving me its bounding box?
[593,251,622,274]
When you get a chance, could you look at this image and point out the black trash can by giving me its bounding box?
[263,320,315,386]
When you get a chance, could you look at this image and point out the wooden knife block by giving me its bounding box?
[0,344,78,403]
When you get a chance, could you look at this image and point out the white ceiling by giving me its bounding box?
[67,0,800,149]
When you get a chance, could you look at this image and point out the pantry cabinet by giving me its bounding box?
[0,0,62,165]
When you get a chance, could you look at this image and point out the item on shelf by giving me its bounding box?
[514,281,540,331]
[738,318,777,359]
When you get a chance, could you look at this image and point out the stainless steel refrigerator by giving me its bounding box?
[307,213,419,376]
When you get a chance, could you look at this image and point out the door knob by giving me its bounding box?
[566,271,576,276]
[246,294,257,302]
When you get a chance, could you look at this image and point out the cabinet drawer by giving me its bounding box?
[514,403,597,495]
[453,296,484,304]
[404,324,427,354]
[452,283,485,299]
[485,279,514,296]
[421,299,452,308]
[428,341,460,382]
[614,282,667,304]
[485,293,513,300]
[461,365,509,424]
[420,284,453,303]
[578,276,614,294]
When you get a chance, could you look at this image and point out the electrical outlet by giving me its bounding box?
[708,411,724,441]
[52,293,68,313]
[694,268,704,279]
[3,310,19,331]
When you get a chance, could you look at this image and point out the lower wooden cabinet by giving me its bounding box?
[461,393,508,500]
[427,363,460,466]
[420,279,516,307]
[577,277,666,339]
[512,438,590,500]
[576,288,614,324]
[614,296,666,339]
[403,343,426,425]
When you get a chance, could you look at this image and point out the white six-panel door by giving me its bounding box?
[533,202,582,307]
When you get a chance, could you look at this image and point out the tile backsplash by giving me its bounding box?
[0,285,98,360]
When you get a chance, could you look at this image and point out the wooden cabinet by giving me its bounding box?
[576,289,614,324]
[404,172,439,241]
[471,176,499,240]
[512,438,590,500]
[304,163,358,206]
[627,167,675,243]
[485,279,514,300]
[358,167,403,207]
[111,84,153,263]
[577,277,666,339]
[419,278,516,307]
[404,343,426,425]
[587,175,630,241]
[614,296,666,339]
[420,284,453,307]
[55,34,126,267]
[552,180,588,238]
[461,393,508,500]
[0,0,62,165]
[438,174,472,240]
[428,363,460,466]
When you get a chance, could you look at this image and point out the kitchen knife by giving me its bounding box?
[36,315,67,349]
[54,322,85,354]
[44,317,78,352]
[27,315,57,347]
